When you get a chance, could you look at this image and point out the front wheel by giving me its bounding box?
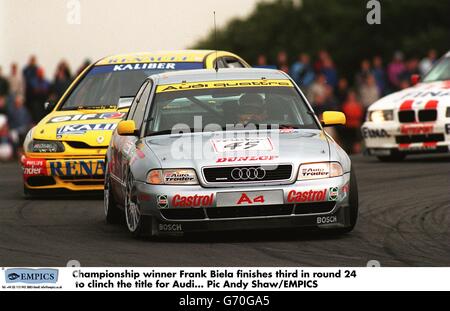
[377,152,406,162]
[124,171,152,238]
[104,166,123,224]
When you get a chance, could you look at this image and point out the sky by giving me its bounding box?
[0,0,259,77]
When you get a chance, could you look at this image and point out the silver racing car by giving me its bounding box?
[104,68,358,237]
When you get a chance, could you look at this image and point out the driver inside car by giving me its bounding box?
[237,93,268,125]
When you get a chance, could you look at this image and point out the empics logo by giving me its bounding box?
[5,268,58,284]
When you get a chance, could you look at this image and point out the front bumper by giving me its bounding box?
[135,174,352,235]
[362,121,450,156]
[22,156,105,191]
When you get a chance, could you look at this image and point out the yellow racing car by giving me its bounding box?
[22,50,249,196]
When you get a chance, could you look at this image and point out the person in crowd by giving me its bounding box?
[359,74,380,113]
[8,94,31,157]
[254,54,276,69]
[398,57,420,85]
[341,90,363,154]
[50,63,72,102]
[314,49,330,73]
[335,77,349,109]
[290,53,315,90]
[0,67,10,97]
[23,55,39,115]
[387,51,406,91]
[0,96,13,161]
[29,67,50,122]
[321,57,338,89]
[371,56,387,96]
[8,63,24,98]
[57,60,72,80]
[307,73,328,102]
[76,59,92,76]
[276,51,289,72]
[355,59,371,88]
[419,49,437,76]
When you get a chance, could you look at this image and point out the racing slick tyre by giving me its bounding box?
[23,185,32,200]
[104,164,123,224]
[327,168,359,235]
[124,170,152,238]
[376,152,406,162]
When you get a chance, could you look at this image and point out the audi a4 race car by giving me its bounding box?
[362,51,450,161]
[22,50,249,196]
[105,68,358,237]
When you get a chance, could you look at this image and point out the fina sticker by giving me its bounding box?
[328,187,339,201]
[157,195,169,209]
[56,123,117,138]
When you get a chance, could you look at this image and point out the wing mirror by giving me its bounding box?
[117,120,139,136]
[117,96,134,109]
[44,101,56,112]
[321,111,346,127]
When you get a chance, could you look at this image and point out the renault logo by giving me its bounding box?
[231,167,266,181]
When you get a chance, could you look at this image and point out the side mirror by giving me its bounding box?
[410,74,420,86]
[117,96,134,109]
[321,111,346,127]
[44,101,55,112]
[117,120,138,136]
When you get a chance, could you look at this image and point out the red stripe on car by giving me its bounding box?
[399,144,410,149]
[423,142,437,148]
[399,100,414,111]
[424,100,438,110]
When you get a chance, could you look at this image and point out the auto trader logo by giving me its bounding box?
[5,268,58,284]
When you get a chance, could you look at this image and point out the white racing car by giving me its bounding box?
[362,51,450,161]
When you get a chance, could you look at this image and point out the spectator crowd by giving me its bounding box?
[0,49,440,161]
[0,57,91,160]
[255,49,438,153]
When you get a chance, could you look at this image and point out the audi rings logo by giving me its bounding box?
[231,167,266,181]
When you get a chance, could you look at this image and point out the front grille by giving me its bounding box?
[294,202,336,215]
[395,134,445,144]
[161,209,205,220]
[206,204,294,219]
[203,165,293,183]
[418,110,437,122]
[398,111,415,123]
[66,141,107,149]
[27,176,56,187]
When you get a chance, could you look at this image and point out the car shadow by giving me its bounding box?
[152,228,352,244]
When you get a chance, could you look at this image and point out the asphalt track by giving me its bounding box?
[0,154,449,267]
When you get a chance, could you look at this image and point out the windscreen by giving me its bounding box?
[145,80,319,135]
[59,62,204,110]
[423,57,450,83]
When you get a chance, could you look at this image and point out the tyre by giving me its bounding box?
[377,152,406,162]
[104,163,123,224]
[124,170,152,238]
[23,185,33,200]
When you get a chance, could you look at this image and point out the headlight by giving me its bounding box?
[298,162,343,180]
[368,110,394,122]
[28,140,65,153]
[147,169,198,185]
